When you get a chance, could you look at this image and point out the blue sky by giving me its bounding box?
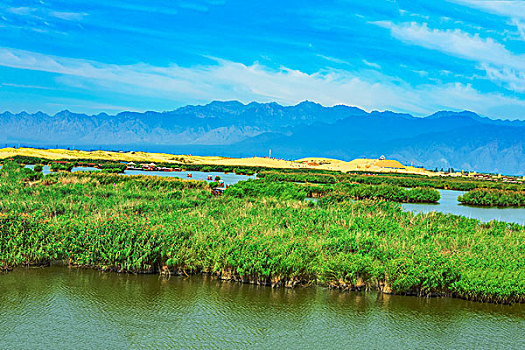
[1,0,525,120]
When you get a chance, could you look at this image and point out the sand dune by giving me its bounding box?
[0,147,433,175]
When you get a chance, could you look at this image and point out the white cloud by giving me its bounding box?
[44,99,137,112]
[0,47,525,119]
[50,11,87,21]
[453,0,525,20]
[4,6,87,22]
[375,21,525,92]
[6,7,37,16]
[362,59,381,69]
[481,63,525,92]
[512,18,525,40]
[1,82,57,90]
[375,21,523,68]
[317,54,350,65]
[453,0,525,40]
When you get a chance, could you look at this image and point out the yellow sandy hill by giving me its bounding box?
[0,147,433,175]
[296,157,430,175]
[374,159,405,169]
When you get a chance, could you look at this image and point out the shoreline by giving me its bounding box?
[2,261,520,305]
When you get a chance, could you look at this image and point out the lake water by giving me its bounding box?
[402,189,525,226]
[0,266,523,349]
[26,164,100,175]
[25,165,256,185]
[123,169,256,185]
[20,166,525,224]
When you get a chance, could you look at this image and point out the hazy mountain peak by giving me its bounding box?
[427,110,480,120]
[1,101,523,174]
[207,100,246,109]
[295,100,322,107]
[53,110,74,118]
[370,110,413,119]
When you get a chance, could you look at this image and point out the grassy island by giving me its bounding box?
[259,170,525,192]
[227,179,440,203]
[1,162,524,304]
[458,189,525,207]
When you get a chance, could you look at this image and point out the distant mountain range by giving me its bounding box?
[1,101,524,175]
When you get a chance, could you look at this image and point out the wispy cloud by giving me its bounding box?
[362,59,381,69]
[6,7,37,16]
[44,100,138,112]
[1,47,524,119]
[374,21,525,92]
[453,0,525,20]
[317,54,350,65]
[453,0,525,40]
[50,11,87,21]
[374,21,522,68]
[5,6,86,22]
[1,82,57,90]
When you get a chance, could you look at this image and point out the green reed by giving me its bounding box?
[458,188,525,207]
[0,162,523,304]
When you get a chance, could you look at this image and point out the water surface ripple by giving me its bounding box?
[1,267,523,349]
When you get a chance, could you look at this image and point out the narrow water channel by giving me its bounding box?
[402,189,525,225]
[0,267,523,349]
[123,169,255,185]
[21,165,525,225]
[26,165,256,185]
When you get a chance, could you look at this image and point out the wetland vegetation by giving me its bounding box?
[1,161,524,304]
[259,169,524,207]
[458,189,525,207]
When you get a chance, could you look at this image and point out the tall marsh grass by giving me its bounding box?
[0,162,523,303]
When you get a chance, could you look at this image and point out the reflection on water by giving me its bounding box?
[0,267,523,349]
[402,189,525,225]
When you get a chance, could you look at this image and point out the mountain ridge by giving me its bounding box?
[1,100,524,174]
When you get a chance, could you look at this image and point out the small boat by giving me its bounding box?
[207,175,213,180]
[187,173,192,178]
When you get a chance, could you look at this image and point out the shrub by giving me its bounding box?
[458,189,525,207]
[33,164,43,173]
